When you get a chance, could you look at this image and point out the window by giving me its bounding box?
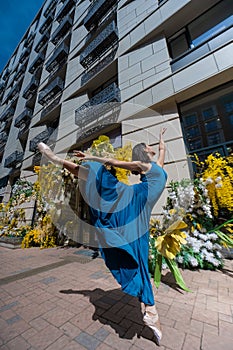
[189,138,202,151]
[186,126,200,138]
[183,113,197,126]
[207,132,223,146]
[204,119,221,133]
[168,0,233,60]
[201,106,217,121]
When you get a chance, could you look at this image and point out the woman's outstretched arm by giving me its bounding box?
[73,151,149,173]
[157,128,166,168]
[37,143,88,181]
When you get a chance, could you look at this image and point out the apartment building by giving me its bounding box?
[0,0,232,219]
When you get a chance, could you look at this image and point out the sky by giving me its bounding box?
[0,0,45,73]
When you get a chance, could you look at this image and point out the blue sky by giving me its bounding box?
[0,0,45,72]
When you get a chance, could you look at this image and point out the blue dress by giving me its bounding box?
[81,161,167,305]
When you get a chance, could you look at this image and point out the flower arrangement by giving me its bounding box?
[149,153,233,288]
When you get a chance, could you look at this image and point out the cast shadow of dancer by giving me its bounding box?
[60,287,157,343]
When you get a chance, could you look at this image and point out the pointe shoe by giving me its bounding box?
[143,311,162,345]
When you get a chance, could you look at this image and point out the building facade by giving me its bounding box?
[0,0,232,219]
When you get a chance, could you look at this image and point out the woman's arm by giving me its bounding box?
[156,128,166,168]
[73,151,149,173]
[37,143,88,180]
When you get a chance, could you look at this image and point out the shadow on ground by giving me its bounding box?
[60,287,158,345]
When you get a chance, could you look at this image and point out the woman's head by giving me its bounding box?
[132,143,153,163]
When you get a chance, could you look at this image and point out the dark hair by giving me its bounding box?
[131,143,151,175]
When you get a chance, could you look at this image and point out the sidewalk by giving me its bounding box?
[0,246,232,350]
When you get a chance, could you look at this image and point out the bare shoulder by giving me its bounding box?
[135,161,152,173]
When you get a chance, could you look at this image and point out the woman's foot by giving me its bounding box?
[143,307,162,345]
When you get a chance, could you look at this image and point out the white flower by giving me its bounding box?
[189,256,199,267]
[176,256,184,264]
[205,177,213,184]
[216,251,222,258]
[215,183,222,188]
[215,176,222,183]
[203,240,213,250]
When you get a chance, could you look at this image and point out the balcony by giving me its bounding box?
[45,42,69,73]
[18,123,30,140]
[81,48,116,85]
[19,47,30,63]
[24,32,35,48]
[44,0,57,18]
[39,13,53,34]
[29,128,55,152]
[80,21,118,68]
[51,15,73,45]
[2,68,11,81]
[15,65,26,81]
[40,95,61,122]
[0,176,9,189]
[4,151,24,168]
[35,33,49,53]
[75,82,120,127]
[14,108,33,128]
[84,0,116,30]
[38,76,64,106]
[23,77,40,100]
[0,107,15,122]
[28,53,45,74]
[56,0,76,23]
[0,131,8,152]
[32,153,42,166]
[0,81,5,92]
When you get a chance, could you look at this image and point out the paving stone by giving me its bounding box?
[160,325,185,350]
[202,332,233,350]
[6,335,31,350]
[182,334,201,350]
[219,319,233,337]
[75,331,101,350]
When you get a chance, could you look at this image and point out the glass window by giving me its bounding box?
[186,126,200,138]
[228,115,233,125]
[201,105,217,120]
[189,138,202,151]
[204,119,221,132]
[183,113,197,126]
[169,32,189,59]
[207,132,223,146]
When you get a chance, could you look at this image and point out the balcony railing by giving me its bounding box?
[56,0,76,23]
[75,82,120,127]
[84,0,116,30]
[38,76,64,106]
[19,47,30,63]
[4,151,24,168]
[35,33,49,53]
[0,175,9,189]
[2,68,11,81]
[44,0,57,18]
[0,82,5,92]
[32,153,42,166]
[28,53,45,74]
[29,128,55,152]
[4,84,20,103]
[80,21,118,68]
[0,131,8,144]
[14,108,33,128]
[18,123,30,140]
[24,32,35,48]
[0,107,15,122]
[15,65,26,81]
[39,13,53,34]
[40,95,61,120]
[23,77,40,100]
[81,48,116,85]
[45,42,69,72]
[51,15,73,45]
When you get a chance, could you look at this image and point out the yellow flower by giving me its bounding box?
[34,166,41,174]
[155,220,187,259]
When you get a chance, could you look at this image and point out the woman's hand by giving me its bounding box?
[73,150,86,159]
[159,127,167,140]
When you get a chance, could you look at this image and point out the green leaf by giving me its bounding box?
[215,230,233,248]
[165,258,192,292]
[154,253,162,289]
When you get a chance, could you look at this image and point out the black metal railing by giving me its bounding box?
[44,0,57,18]
[14,108,33,128]
[2,68,11,81]
[35,33,49,53]
[51,15,73,45]
[38,77,64,106]
[75,82,120,127]
[28,53,45,74]
[5,84,20,103]
[81,48,117,85]
[84,0,116,30]
[56,0,76,23]
[45,42,69,72]
[15,65,26,81]
[24,32,35,48]
[32,153,42,166]
[19,47,30,63]
[80,21,118,68]
[4,151,24,168]
[29,128,55,152]
[0,131,8,144]
[39,13,53,34]
[0,175,9,189]
[23,77,40,100]
[40,95,61,120]
[18,123,30,139]
[0,107,15,122]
